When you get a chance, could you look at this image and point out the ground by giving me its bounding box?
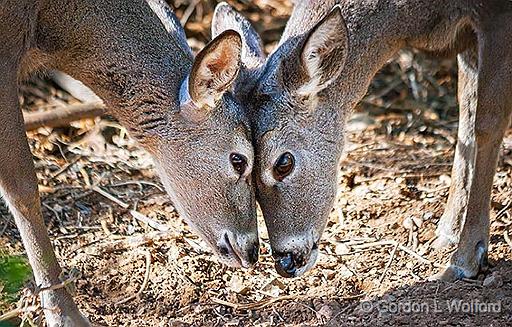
[1,1,512,326]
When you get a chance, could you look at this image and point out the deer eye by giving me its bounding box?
[230,153,247,175]
[273,152,295,181]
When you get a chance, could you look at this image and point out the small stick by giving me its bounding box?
[35,269,81,296]
[0,218,9,236]
[379,242,399,285]
[80,168,91,188]
[211,295,299,311]
[109,181,164,192]
[397,244,446,269]
[351,240,396,250]
[96,231,176,253]
[350,239,446,269]
[130,210,169,232]
[497,200,512,219]
[504,230,512,248]
[92,185,130,209]
[180,0,200,25]
[211,293,365,311]
[23,102,105,131]
[50,156,82,179]
[115,250,152,305]
[0,306,39,322]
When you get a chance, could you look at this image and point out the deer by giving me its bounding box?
[214,0,512,279]
[1,0,260,325]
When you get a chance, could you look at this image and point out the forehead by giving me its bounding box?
[251,87,312,142]
[252,99,315,149]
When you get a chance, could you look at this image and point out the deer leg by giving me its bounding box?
[436,28,512,280]
[433,48,478,249]
[0,68,90,326]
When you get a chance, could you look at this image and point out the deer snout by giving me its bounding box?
[217,231,260,268]
[273,240,319,278]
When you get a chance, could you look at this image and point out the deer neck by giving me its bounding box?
[301,0,470,111]
[35,0,193,144]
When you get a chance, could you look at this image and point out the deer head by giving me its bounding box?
[252,6,349,277]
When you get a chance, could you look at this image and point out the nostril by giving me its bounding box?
[219,232,233,256]
[281,253,294,270]
[218,244,230,256]
[275,253,297,278]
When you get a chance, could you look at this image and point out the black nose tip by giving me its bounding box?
[275,252,306,278]
[247,241,260,265]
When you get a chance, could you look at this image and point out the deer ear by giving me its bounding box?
[212,2,265,68]
[296,5,348,97]
[179,31,242,122]
[187,30,242,109]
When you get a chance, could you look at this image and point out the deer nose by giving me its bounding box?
[274,252,304,278]
[273,242,318,278]
[218,231,259,268]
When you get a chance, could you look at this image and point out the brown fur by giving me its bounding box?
[216,0,512,278]
[0,1,258,325]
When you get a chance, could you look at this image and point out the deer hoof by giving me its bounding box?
[429,265,467,282]
[429,240,489,282]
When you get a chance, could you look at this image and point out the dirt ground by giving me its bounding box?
[1,1,512,326]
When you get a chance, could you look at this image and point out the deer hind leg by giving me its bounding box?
[0,66,90,325]
[435,24,512,280]
[433,47,478,249]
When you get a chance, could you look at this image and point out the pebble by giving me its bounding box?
[412,216,423,228]
[403,216,414,230]
[483,272,503,288]
[317,305,334,320]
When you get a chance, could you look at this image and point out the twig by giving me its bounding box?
[130,210,169,232]
[461,278,482,285]
[95,230,177,253]
[344,160,405,173]
[35,269,81,296]
[378,242,399,285]
[109,181,164,192]
[115,250,152,305]
[398,243,445,268]
[180,0,200,25]
[211,293,365,311]
[350,240,395,250]
[42,203,60,220]
[497,200,512,219]
[0,306,39,322]
[211,295,300,311]
[0,217,9,237]
[504,230,512,248]
[350,239,446,269]
[50,156,82,179]
[92,185,130,209]
[24,102,105,131]
[67,236,110,258]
